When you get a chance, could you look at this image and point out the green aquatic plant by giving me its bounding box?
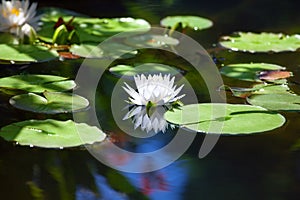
[0,74,76,92]
[109,63,181,78]
[0,44,58,62]
[70,42,138,59]
[164,103,286,134]
[160,15,213,31]
[220,63,287,82]
[0,119,106,148]
[220,32,300,53]
[247,93,300,111]
[9,92,89,114]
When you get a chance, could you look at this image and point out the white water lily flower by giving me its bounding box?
[123,106,169,133]
[123,73,185,106]
[0,0,40,37]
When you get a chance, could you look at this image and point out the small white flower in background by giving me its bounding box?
[0,0,39,40]
[123,73,185,106]
[123,106,170,133]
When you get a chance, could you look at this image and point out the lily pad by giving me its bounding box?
[69,43,104,58]
[70,43,137,59]
[221,84,290,98]
[125,34,179,48]
[109,63,181,77]
[164,103,285,134]
[220,63,285,82]
[39,7,87,22]
[247,93,300,111]
[0,74,76,93]
[0,44,58,63]
[252,84,290,95]
[220,32,300,53]
[0,119,106,148]
[38,17,150,43]
[160,16,213,30]
[0,33,19,44]
[9,92,89,114]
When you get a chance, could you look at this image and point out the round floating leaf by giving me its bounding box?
[221,83,290,98]
[0,33,19,44]
[91,17,150,34]
[70,43,137,59]
[0,119,106,148]
[70,44,104,58]
[160,16,213,30]
[38,17,150,43]
[252,84,290,95]
[0,74,76,93]
[164,103,285,134]
[220,32,300,53]
[247,93,300,111]
[220,63,285,82]
[125,34,179,48]
[39,7,87,22]
[109,63,181,77]
[0,44,58,63]
[9,92,89,114]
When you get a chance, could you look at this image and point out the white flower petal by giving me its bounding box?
[0,0,39,38]
[123,73,185,106]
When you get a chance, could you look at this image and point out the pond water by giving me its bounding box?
[1,0,300,199]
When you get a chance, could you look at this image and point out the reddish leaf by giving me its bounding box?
[54,16,75,31]
[259,70,292,81]
[54,17,65,29]
[58,52,81,59]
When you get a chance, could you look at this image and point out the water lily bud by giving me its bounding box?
[21,23,37,44]
[52,24,68,45]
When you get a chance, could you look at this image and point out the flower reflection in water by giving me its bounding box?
[123,73,184,134]
[123,105,172,133]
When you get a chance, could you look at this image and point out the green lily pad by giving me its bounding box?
[0,74,76,93]
[220,63,285,82]
[38,17,150,43]
[0,33,19,44]
[0,44,58,63]
[252,84,290,95]
[70,43,137,59]
[69,43,104,58]
[9,92,89,114]
[164,103,285,134]
[125,34,179,48]
[0,119,106,148]
[220,32,300,53]
[247,93,300,111]
[222,83,290,98]
[109,63,181,77]
[39,7,87,22]
[160,16,213,30]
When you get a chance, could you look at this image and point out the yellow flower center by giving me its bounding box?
[10,7,20,16]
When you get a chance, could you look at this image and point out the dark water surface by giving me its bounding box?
[1,0,300,199]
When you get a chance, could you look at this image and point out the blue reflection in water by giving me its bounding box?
[122,138,189,200]
[77,134,190,200]
[123,160,189,200]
